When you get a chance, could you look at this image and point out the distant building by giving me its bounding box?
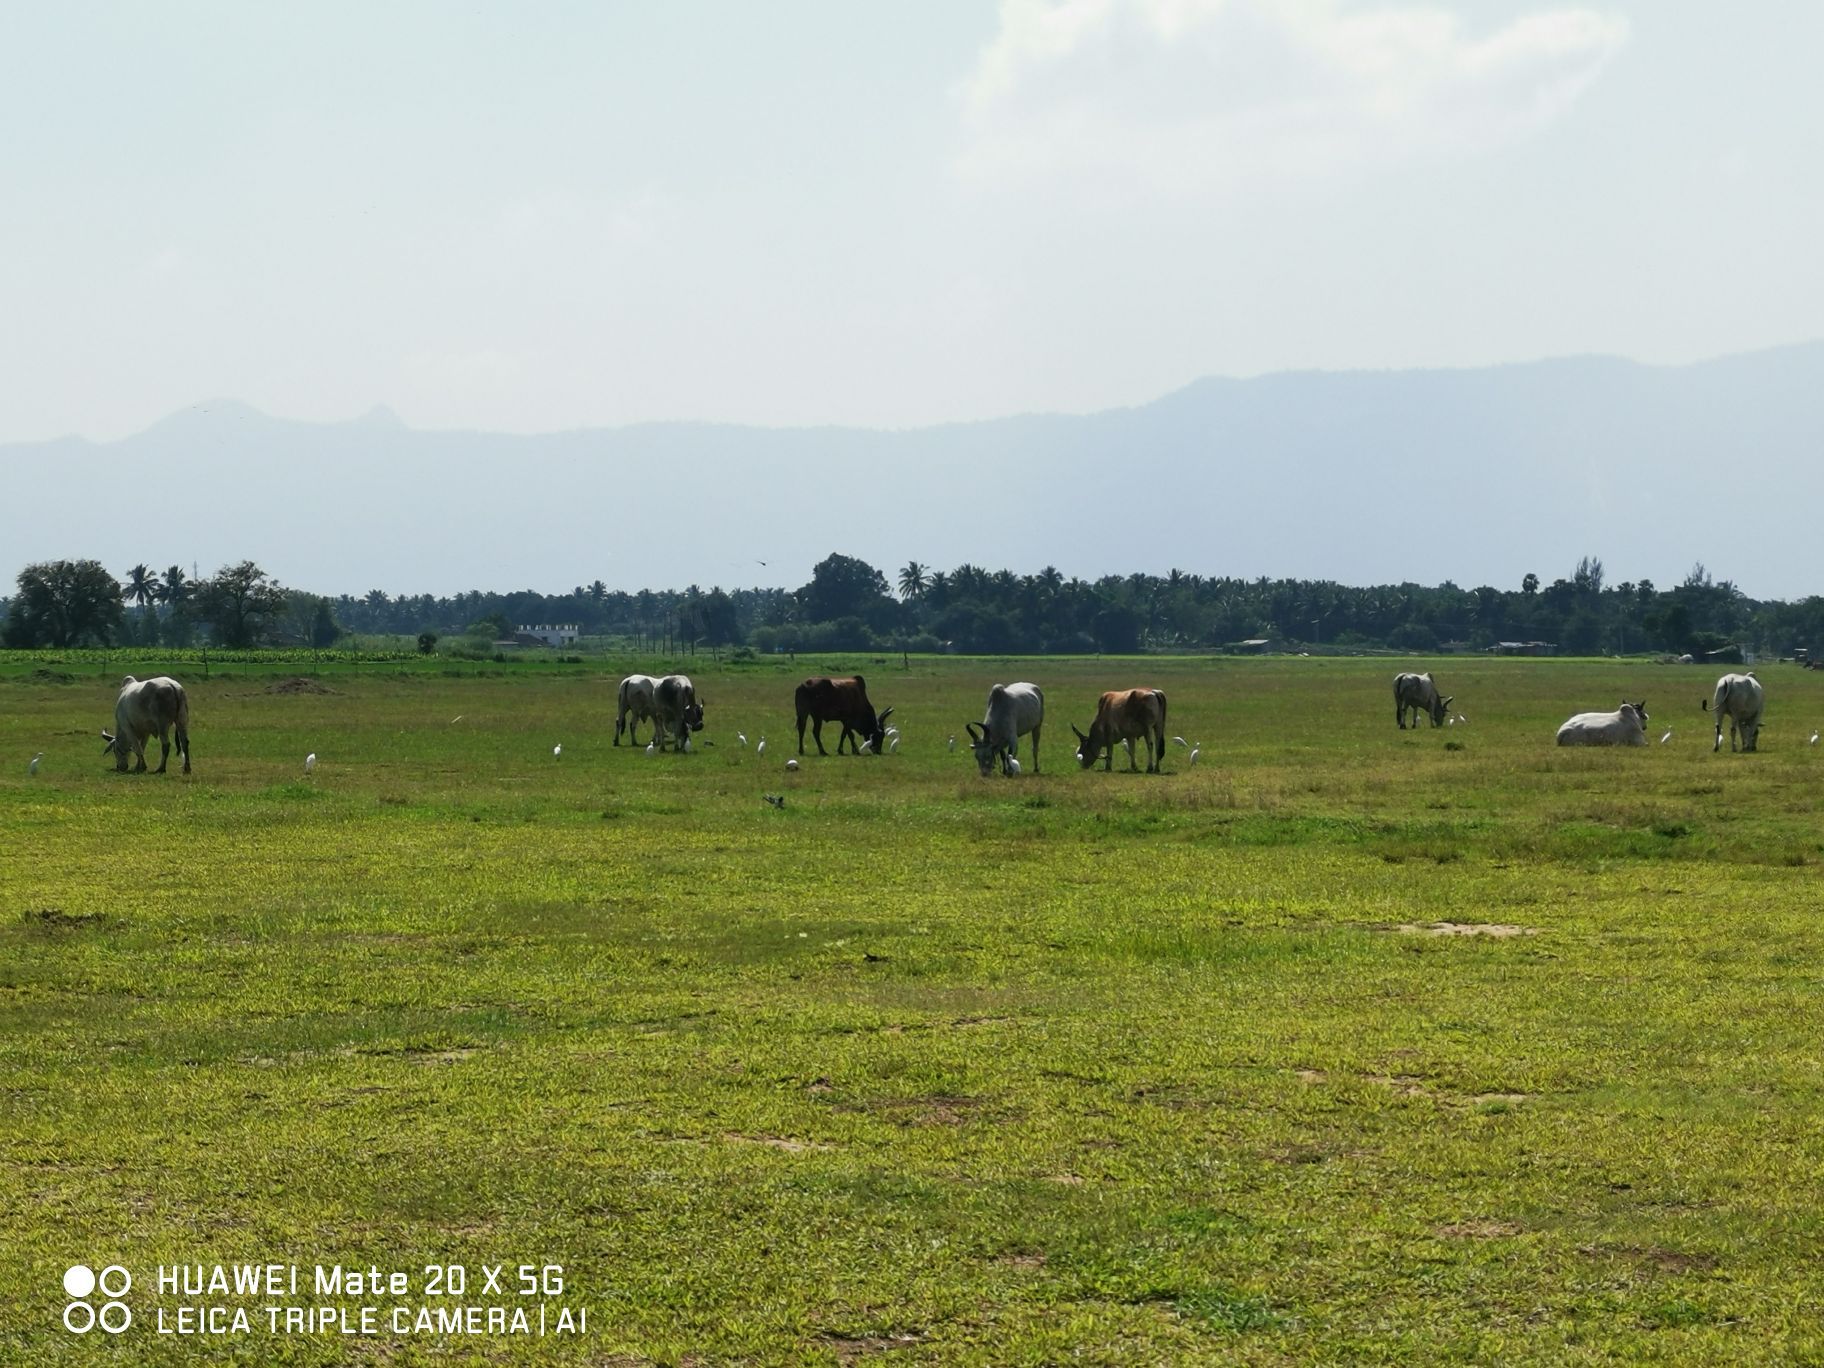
[1484,641,1556,657]
[515,623,579,647]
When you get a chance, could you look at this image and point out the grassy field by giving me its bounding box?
[3,652,1824,1365]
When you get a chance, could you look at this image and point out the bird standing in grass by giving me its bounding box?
[738,732,748,747]
[553,744,562,758]
[29,753,43,776]
[763,794,785,810]
[1173,736,1188,748]
[1811,730,1820,746]
[645,740,656,756]
[1660,729,1673,744]
[948,734,956,753]
[1188,743,1201,768]
[757,736,767,758]
[305,752,317,773]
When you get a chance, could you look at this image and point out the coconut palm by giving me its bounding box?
[124,563,161,612]
[897,561,929,600]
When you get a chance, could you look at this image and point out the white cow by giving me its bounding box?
[967,682,1044,776]
[652,674,704,752]
[614,674,659,745]
[1393,672,1453,729]
[1556,700,1649,747]
[1703,672,1764,752]
[102,675,191,773]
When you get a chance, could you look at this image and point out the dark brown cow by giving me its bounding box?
[795,676,893,756]
[1072,688,1167,773]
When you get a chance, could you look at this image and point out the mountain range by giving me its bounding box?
[4,344,1820,600]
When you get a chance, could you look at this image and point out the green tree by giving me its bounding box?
[3,560,125,647]
[195,561,289,647]
[798,553,892,624]
[124,563,162,613]
[311,599,342,648]
[897,561,929,600]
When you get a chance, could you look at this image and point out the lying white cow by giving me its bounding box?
[102,675,191,773]
[1555,700,1649,747]
[614,674,658,745]
[1393,671,1453,729]
[967,681,1044,776]
[1703,672,1763,752]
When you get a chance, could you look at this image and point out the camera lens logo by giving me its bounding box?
[62,1264,132,1334]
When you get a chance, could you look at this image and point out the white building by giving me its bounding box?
[517,623,580,647]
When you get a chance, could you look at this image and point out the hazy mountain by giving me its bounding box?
[5,345,1821,600]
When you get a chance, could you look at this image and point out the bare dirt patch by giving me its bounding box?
[722,1133,835,1153]
[819,1330,926,1363]
[1294,1069,1327,1085]
[1397,922,1537,938]
[1581,1244,1718,1274]
[1437,1220,1524,1239]
[266,676,338,695]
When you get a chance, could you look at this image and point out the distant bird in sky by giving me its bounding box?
[1660,729,1673,744]
[29,753,43,775]
[305,752,317,773]
[763,794,785,809]
[757,736,767,758]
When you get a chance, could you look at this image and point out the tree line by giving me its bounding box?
[6,553,1823,659]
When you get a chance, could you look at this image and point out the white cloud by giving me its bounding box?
[959,0,1629,192]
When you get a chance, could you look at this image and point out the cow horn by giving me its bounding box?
[1072,724,1088,742]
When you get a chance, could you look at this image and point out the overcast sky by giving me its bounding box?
[1,1,1819,444]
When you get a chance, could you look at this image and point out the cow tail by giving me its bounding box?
[1156,689,1167,726]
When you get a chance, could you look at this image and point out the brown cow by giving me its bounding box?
[1072,688,1167,773]
[795,676,893,756]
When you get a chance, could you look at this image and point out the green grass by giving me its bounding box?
[4,654,1824,1363]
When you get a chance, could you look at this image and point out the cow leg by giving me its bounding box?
[813,719,828,756]
[1030,726,1040,774]
[178,724,191,774]
[1125,738,1138,772]
[155,727,169,774]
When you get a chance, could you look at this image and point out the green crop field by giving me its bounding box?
[3,653,1823,1365]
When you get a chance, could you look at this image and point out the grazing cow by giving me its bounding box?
[101,675,191,774]
[614,674,659,745]
[1072,688,1168,773]
[652,673,704,751]
[1702,672,1764,752]
[1393,672,1453,729]
[967,682,1044,776]
[794,675,893,756]
[1555,700,1649,747]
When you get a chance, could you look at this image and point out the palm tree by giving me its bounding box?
[124,563,161,613]
[897,561,929,600]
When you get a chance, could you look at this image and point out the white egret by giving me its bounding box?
[1811,730,1820,746]
[785,757,799,771]
[1188,743,1201,768]
[305,752,317,774]
[947,734,956,753]
[553,744,562,758]
[645,740,656,756]
[1660,729,1673,744]
[1006,757,1021,775]
[858,737,872,754]
[449,715,463,724]
[889,734,900,753]
[757,736,767,758]
[1173,736,1188,748]
[29,752,44,776]
[738,732,748,747]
